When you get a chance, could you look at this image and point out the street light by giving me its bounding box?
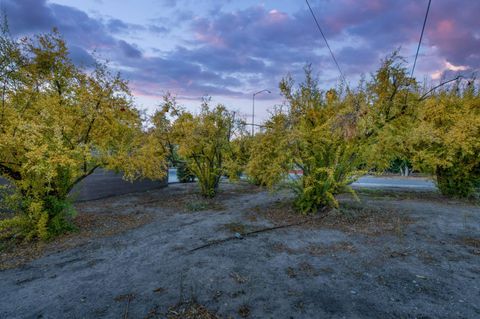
[252,89,271,135]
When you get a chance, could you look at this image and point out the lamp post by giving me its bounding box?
[252,89,271,135]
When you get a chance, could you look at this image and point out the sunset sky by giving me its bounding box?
[2,0,479,121]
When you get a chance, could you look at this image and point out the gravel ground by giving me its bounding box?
[0,182,479,319]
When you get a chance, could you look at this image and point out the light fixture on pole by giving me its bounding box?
[252,89,271,135]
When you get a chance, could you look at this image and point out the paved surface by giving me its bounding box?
[1,169,168,203]
[169,168,437,191]
[354,175,436,190]
[71,169,168,201]
[0,169,436,204]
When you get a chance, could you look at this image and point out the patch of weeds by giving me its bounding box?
[286,267,296,278]
[153,287,166,294]
[389,250,409,258]
[166,299,221,319]
[222,222,247,234]
[252,200,321,226]
[461,237,480,248]
[185,201,210,212]
[238,304,250,318]
[355,188,440,201]
[287,262,319,278]
[230,272,248,284]
[145,305,161,319]
[460,237,480,255]
[114,293,136,302]
[323,203,414,236]
[298,261,318,276]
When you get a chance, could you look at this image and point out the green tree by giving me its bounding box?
[411,81,480,197]
[0,27,166,240]
[248,66,364,213]
[156,97,236,197]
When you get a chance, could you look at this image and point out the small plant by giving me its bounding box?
[185,200,210,212]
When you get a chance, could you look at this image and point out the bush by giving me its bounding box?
[0,193,76,241]
[176,161,195,183]
[436,165,480,199]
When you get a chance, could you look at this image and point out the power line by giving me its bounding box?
[305,0,346,84]
[410,0,432,78]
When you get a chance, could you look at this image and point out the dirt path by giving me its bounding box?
[1,183,479,318]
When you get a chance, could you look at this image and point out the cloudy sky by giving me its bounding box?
[2,0,479,121]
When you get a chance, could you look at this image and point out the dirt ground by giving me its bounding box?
[1,182,479,319]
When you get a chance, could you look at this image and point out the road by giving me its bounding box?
[0,169,436,204]
[168,168,436,191]
[1,169,168,202]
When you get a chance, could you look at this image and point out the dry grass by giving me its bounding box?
[221,222,247,234]
[460,237,480,255]
[321,203,414,236]
[166,300,221,319]
[254,200,413,236]
[237,305,250,318]
[0,211,152,270]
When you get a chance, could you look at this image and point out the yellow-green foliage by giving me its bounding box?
[412,84,480,197]
[0,26,167,240]
[248,66,364,213]
[157,97,235,197]
[358,52,419,171]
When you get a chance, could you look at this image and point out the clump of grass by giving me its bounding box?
[185,201,210,212]
[238,304,250,318]
[462,237,480,248]
[324,203,413,236]
[222,222,247,234]
[166,299,221,319]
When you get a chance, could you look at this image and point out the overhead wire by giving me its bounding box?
[305,0,347,86]
[410,0,432,78]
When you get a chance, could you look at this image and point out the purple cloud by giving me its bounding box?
[2,0,478,108]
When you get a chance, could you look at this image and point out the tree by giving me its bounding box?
[0,27,166,240]
[411,81,480,197]
[247,66,364,213]
[156,96,236,197]
[358,52,419,173]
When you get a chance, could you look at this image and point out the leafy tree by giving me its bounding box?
[0,27,166,240]
[358,52,419,172]
[247,66,364,213]
[411,81,480,197]
[156,97,236,197]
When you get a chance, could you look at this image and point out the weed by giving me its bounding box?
[222,222,247,234]
[238,305,250,318]
[166,299,221,319]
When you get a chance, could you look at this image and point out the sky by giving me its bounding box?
[1,0,479,122]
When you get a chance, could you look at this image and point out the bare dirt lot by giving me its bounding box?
[1,182,479,318]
